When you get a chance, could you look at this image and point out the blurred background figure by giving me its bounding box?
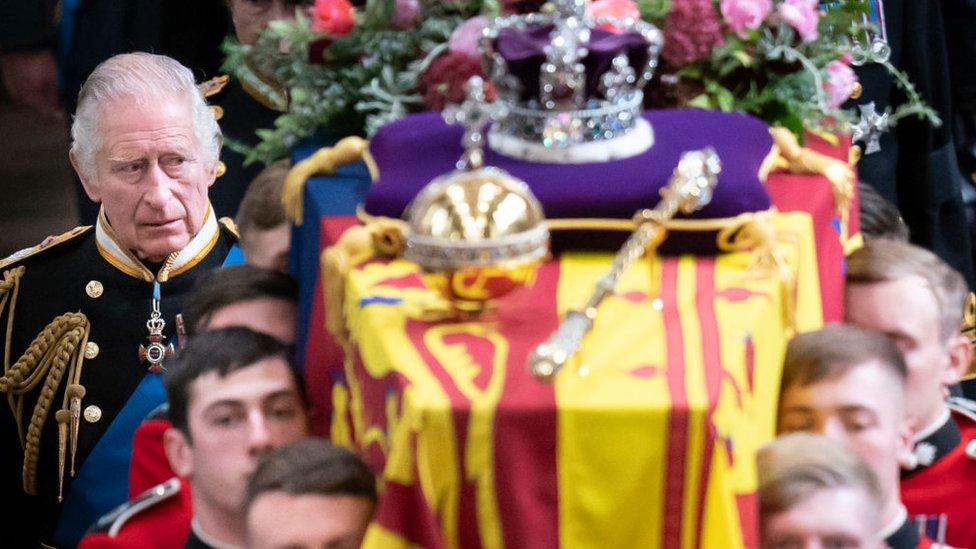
[243,438,376,549]
[235,160,291,272]
[858,181,910,242]
[183,263,298,343]
[757,432,885,549]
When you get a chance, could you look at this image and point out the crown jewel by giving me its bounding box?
[480,0,663,159]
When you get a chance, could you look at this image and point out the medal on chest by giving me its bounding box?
[139,281,175,372]
[139,255,178,372]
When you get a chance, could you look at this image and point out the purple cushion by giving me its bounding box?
[364,108,774,253]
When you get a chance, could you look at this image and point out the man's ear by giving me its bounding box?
[943,334,972,388]
[163,427,194,478]
[69,150,102,203]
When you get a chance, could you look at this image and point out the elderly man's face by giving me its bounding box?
[75,96,215,262]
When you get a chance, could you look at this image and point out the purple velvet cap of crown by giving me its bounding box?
[496,25,649,102]
[364,109,773,253]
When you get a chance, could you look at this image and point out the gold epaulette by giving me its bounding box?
[198,74,229,99]
[218,217,240,239]
[0,226,92,270]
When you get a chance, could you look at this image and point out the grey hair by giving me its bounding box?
[70,52,221,179]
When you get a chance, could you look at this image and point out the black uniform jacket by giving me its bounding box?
[0,206,236,548]
[204,73,284,219]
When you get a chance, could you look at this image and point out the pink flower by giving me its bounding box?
[392,0,420,30]
[449,16,488,58]
[777,0,819,42]
[311,0,356,36]
[587,0,641,32]
[661,0,725,66]
[824,59,857,107]
[720,0,772,37]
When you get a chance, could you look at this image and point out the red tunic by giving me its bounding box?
[77,477,192,549]
[901,400,976,548]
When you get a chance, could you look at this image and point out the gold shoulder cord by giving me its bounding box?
[0,266,90,500]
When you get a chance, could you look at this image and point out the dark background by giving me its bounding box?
[0,73,81,257]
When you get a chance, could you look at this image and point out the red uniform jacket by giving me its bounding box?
[901,399,976,548]
[77,477,192,549]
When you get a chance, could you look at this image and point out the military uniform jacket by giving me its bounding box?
[901,399,976,548]
[0,206,236,548]
[848,0,975,287]
[77,477,191,549]
[203,73,284,219]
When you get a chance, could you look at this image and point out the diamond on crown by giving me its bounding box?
[479,0,662,150]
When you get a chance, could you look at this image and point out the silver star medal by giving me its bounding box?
[851,102,890,156]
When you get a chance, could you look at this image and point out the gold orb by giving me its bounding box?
[405,167,549,313]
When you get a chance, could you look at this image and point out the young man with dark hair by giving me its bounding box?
[758,433,885,549]
[777,324,927,548]
[243,438,376,549]
[81,328,309,548]
[182,263,298,343]
[120,264,300,500]
[845,239,976,547]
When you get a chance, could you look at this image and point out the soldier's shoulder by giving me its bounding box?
[0,226,93,270]
[948,397,976,424]
[86,477,183,538]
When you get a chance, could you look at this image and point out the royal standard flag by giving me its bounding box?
[325,210,823,549]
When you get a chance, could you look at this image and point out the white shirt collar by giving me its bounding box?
[913,406,952,443]
[95,205,219,281]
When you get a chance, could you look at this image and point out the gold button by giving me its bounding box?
[849,81,863,100]
[85,280,103,298]
[211,105,224,121]
[83,405,102,423]
[84,341,99,359]
[215,161,227,178]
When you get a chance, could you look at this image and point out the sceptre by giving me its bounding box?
[528,148,721,381]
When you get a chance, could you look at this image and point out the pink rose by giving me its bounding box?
[720,0,772,37]
[449,16,488,58]
[777,0,819,42]
[311,0,356,36]
[587,0,641,32]
[824,59,857,108]
[392,0,421,30]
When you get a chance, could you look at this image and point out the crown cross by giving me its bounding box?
[443,77,509,171]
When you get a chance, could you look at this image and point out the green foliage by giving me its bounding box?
[221,1,483,165]
[222,0,939,164]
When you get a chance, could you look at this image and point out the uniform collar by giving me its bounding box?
[902,407,960,478]
[881,506,921,549]
[95,205,220,282]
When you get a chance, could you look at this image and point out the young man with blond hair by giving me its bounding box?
[846,239,976,547]
[758,432,885,549]
[778,324,931,548]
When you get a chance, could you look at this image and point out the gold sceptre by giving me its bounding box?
[528,148,722,381]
